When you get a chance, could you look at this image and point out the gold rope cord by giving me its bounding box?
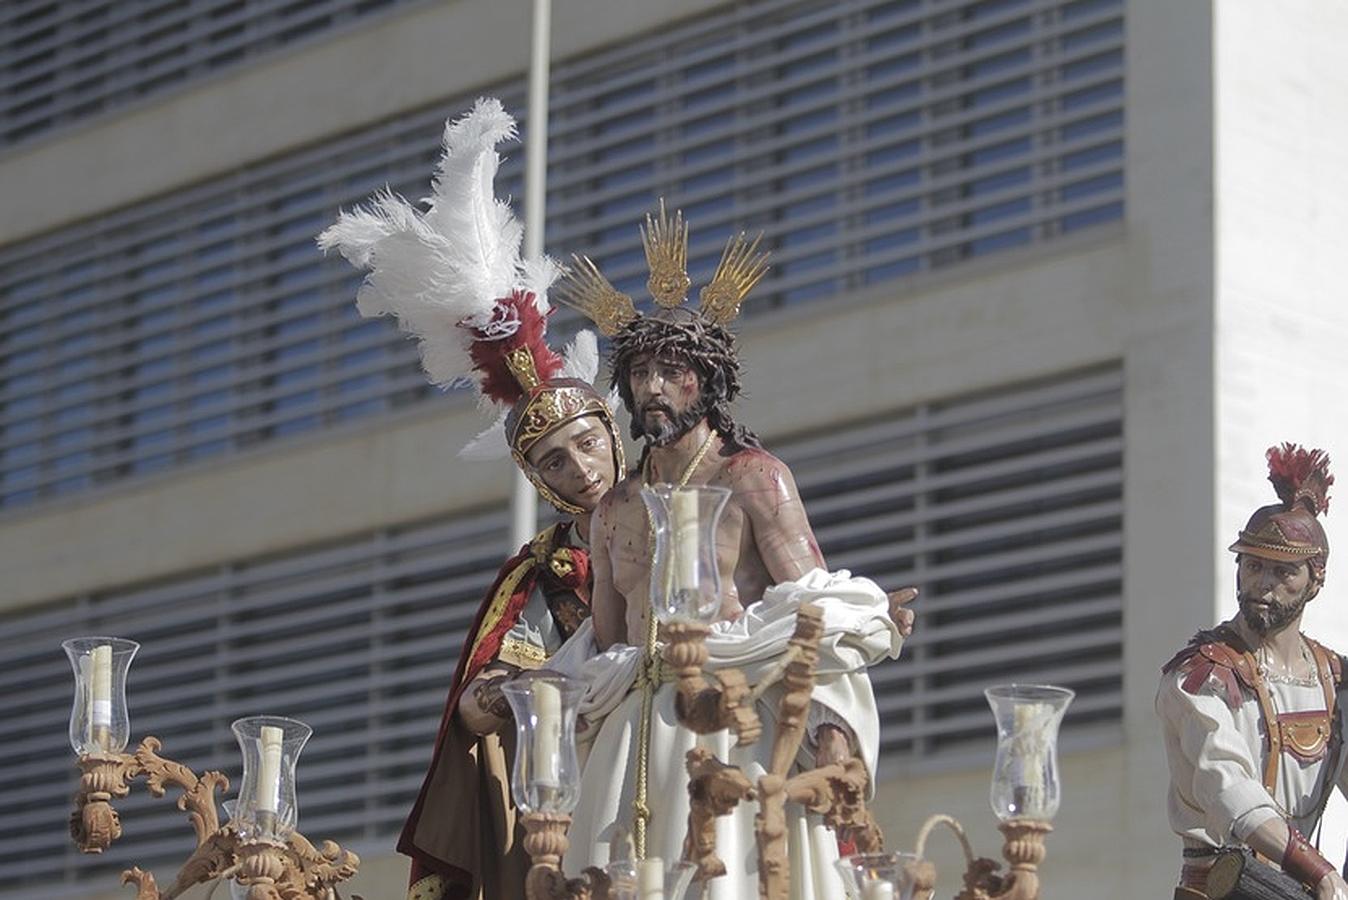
[632,431,716,860]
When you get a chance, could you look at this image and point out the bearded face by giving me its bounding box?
[626,352,707,447]
[1236,554,1318,636]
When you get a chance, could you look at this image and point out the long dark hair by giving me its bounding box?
[609,310,760,457]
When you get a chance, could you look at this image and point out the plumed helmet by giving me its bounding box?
[1229,443,1333,582]
[317,99,623,515]
[466,293,624,515]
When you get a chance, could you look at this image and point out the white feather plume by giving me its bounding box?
[519,256,562,314]
[558,329,600,384]
[316,97,526,388]
[458,411,510,460]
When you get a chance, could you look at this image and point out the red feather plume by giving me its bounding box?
[1266,442,1333,515]
[466,291,564,406]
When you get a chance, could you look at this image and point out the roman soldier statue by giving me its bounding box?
[1158,444,1348,900]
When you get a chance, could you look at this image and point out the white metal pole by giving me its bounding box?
[511,0,552,550]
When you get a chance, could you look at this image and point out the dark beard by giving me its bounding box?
[635,399,707,448]
[1238,590,1309,636]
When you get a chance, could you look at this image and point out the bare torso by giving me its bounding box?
[590,428,824,649]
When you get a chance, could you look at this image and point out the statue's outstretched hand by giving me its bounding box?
[886,587,918,638]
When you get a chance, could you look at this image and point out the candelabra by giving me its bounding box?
[513,483,1072,900]
[515,484,885,900]
[501,672,698,900]
[63,637,360,900]
[647,483,884,899]
[834,684,1074,900]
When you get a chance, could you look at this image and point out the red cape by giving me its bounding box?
[399,523,589,899]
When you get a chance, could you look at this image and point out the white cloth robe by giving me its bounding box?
[1155,642,1348,853]
[550,568,902,899]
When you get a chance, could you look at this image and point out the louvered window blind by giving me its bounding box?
[0,364,1122,896]
[0,0,432,148]
[0,0,1124,515]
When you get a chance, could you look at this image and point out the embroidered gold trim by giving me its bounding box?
[407,872,447,900]
[464,526,558,666]
[499,637,548,669]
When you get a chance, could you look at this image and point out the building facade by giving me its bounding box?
[0,1,1343,897]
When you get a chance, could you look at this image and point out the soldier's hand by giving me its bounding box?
[814,723,852,769]
[886,587,918,637]
[1316,871,1348,900]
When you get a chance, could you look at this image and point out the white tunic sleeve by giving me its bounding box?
[1157,669,1280,842]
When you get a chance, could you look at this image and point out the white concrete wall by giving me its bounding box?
[1213,0,1348,865]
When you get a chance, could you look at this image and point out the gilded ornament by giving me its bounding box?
[699,231,770,325]
[558,199,771,335]
[506,347,543,391]
[641,200,692,308]
[555,254,638,336]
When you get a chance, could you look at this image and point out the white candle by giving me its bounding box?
[257,725,283,814]
[90,644,112,729]
[1014,703,1047,813]
[78,655,95,747]
[671,490,699,594]
[638,857,664,900]
[863,880,895,900]
[532,681,562,787]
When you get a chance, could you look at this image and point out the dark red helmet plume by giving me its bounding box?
[465,291,564,405]
[1267,443,1333,516]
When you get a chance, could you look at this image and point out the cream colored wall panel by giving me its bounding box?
[737,234,1130,442]
[0,403,511,612]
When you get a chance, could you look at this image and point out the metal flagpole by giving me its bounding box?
[510,0,552,550]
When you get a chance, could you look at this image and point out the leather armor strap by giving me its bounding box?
[1282,826,1334,888]
[1307,638,1339,715]
[1249,638,1339,795]
[1241,647,1281,795]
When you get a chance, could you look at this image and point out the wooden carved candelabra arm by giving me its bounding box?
[72,737,224,855]
[682,747,755,880]
[677,603,885,900]
[71,737,359,900]
[784,756,884,854]
[521,812,619,900]
[754,602,825,900]
[907,813,1050,900]
[662,621,761,745]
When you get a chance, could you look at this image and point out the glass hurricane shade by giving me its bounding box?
[500,673,584,815]
[834,852,921,900]
[604,857,697,900]
[63,637,139,755]
[985,684,1074,822]
[640,484,732,623]
[230,716,311,841]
